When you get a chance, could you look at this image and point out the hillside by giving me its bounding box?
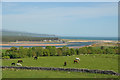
[1,30,59,42]
[2,30,56,37]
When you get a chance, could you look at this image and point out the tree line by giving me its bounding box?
[2,46,119,59]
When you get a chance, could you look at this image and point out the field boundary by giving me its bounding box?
[1,66,120,76]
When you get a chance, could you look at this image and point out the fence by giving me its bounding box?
[1,66,120,76]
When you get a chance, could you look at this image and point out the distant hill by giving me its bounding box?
[2,30,59,42]
[2,30,56,37]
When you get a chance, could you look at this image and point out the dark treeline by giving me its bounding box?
[2,46,119,59]
[2,36,59,42]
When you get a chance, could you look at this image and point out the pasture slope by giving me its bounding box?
[2,54,118,72]
[2,54,119,78]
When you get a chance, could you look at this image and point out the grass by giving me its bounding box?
[1,49,119,78]
[2,69,118,78]
[2,54,118,72]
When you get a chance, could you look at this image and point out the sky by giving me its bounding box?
[2,2,118,37]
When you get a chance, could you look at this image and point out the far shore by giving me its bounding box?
[67,39,117,43]
[1,39,118,50]
[0,43,67,46]
[1,46,89,50]
[2,39,117,43]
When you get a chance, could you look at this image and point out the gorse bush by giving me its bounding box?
[2,46,119,59]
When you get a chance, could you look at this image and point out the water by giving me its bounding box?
[11,43,63,44]
[32,36,118,40]
[2,36,117,48]
[67,42,94,47]
[1,42,94,48]
[59,36,118,40]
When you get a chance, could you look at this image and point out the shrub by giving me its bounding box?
[3,56,10,59]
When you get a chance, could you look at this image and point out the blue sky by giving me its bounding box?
[2,2,118,37]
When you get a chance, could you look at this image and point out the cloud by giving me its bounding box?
[3,3,117,25]
[3,2,117,17]
[2,2,118,37]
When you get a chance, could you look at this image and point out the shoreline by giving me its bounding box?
[1,46,90,49]
[0,43,67,46]
[2,39,117,43]
[1,39,118,49]
[67,40,117,43]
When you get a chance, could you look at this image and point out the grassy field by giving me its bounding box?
[2,69,118,78]
[2,54,118,72]
[1,49,119,78]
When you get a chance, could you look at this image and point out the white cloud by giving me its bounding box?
[3,3,117,23]
[2,3,118,37]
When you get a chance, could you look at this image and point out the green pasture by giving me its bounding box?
[2,69,118,78]
[2,54,118,72]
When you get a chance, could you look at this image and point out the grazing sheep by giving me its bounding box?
[34,56,38,60]
[75,57,80,61]
[64,62,67,66]
[11,63,15,66]
[74,60,79,63]
[17,60,23,63]
[16,63,22,66]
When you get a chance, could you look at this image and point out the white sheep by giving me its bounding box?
[75,57,80,61]
[16,63,22,66]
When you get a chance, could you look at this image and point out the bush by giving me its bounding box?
[3,56,10,59]
[3,46,119,58]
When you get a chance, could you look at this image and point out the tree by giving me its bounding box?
[93,48,102,54]
[75,48,79,55]
[57,48,62,56]
[106,48,116,54]
[115,48,119,54]
[2,46,118,58]
[19,47,28,58]
[32,51,36,57]
[2,53,5,57]
[62,46,70,56]
[43,49,50,56]
[86,47,93,54]
[51,46,57,56]
[27,48,33,57]
[87,49,92,54]
[36,47,44,56]
[66,48,70,56]
[46,46,52,56]
[10,47,17,52]
[3,56,10,59]
[101,46,105,50]
[32,47,36,51]
[79,47,87,54]
[70,48,76,55]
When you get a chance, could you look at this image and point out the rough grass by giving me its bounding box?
[2,54,118,72]
[2,69,118,78]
